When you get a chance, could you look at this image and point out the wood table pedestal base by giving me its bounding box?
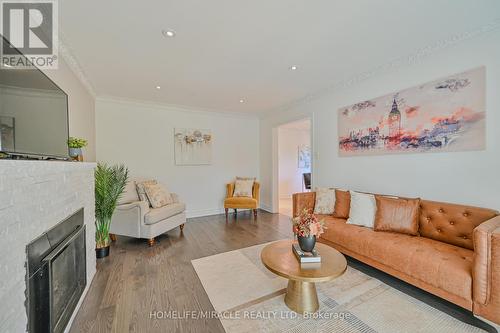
[284,280,319,313]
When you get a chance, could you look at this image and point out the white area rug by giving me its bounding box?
[191,242,486,333]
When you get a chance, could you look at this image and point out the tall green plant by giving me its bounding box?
[95,163,128,248]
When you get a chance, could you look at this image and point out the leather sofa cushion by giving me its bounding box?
[375,196,420,236]
[144,202,186,225]
[224,196,258,209]
[320,215,474,301]
[419,200,498,250]
[333,189,350,218]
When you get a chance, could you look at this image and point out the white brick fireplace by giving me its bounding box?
[0,160,96,333]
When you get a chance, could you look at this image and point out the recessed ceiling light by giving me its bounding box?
[156,86,161,90]
[290,65,298,70]
[239,99,244,103]
[162,29,176,38]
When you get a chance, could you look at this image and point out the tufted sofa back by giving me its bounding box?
[419,200,498,250]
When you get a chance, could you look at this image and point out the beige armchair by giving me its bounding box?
[110,180,186,246]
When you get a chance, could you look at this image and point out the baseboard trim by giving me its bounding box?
[186,208,224,218]
[186,207,253,219]
[259,203,274,213]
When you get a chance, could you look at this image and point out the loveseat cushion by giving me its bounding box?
[117,181,141,205]
[144,203,186,225]
[320,215,474,301]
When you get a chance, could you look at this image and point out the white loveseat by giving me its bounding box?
[110,179,186,246]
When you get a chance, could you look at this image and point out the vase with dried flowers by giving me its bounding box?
[292,209,326,252]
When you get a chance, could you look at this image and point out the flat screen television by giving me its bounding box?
[0,36,69,159]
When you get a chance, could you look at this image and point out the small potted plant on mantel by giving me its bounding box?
[67,137,88,161]
[94,163,128,258]
[292,209,326,252]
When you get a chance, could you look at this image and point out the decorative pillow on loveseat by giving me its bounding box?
[346,191,377,228]
[374,196,420,236]
[135,180,157,204]
[143,183,173,208]
[313,187,336,215]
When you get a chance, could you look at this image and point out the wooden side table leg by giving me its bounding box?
[180,223,185,231]
[284,280,319,314]
[147,238,155,247]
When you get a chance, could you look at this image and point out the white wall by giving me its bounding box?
[260,29,500,211]
[278,128,310,198]
[95,98,260,218]
[43,58,96,161]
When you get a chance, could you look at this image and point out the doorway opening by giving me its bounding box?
[277,118,312,217]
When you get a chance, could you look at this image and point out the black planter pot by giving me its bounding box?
[95,246,110,259]
[297,235,316,252]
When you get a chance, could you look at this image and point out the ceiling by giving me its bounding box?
[59,1,500,115]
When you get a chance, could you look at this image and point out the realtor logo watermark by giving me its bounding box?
[1,0,58,69]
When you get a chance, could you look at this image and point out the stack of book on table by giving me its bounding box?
[292,243,321,263]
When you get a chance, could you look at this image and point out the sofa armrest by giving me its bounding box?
[473,215,500,324]
[292,192,316,217]
[226,183,234,198]
[110,201,150,237]
[116,200,150,216]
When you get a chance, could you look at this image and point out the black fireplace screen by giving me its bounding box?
[26,209,86,333]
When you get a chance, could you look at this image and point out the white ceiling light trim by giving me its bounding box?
[162,29,176,38]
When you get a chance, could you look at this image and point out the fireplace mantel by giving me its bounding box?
[0,160,96,333]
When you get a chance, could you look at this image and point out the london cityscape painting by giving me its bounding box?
[338,67,485,157]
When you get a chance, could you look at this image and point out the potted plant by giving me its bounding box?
[67,137,88,161]
[94,163,128,258]
[292,209,326,252]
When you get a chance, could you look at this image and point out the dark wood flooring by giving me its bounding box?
[69,210,293,333]
[70,211,496,333]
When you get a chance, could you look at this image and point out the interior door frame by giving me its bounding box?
[272,115,314,214]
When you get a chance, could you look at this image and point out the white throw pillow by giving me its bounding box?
[347,191,377,228]
[143,183,173,208]
[313,187,336,215]
[135,180,157,205]
[233,179,254,197]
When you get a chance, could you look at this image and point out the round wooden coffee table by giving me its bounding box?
[261,240,347,313]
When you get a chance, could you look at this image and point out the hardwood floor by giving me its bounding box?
[70,210,293,333]
[70,210,494,333]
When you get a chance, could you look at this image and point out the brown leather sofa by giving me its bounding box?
[293,191,500,325]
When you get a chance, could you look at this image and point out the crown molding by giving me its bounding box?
[58,34,96,98]
[259,18,500,119]
[96,95,259,120]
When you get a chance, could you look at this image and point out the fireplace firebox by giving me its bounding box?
[26,209,86,333]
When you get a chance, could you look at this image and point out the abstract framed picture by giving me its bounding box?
[298,144,311,169]
[338,67,486,157]
[174,128,212,165]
